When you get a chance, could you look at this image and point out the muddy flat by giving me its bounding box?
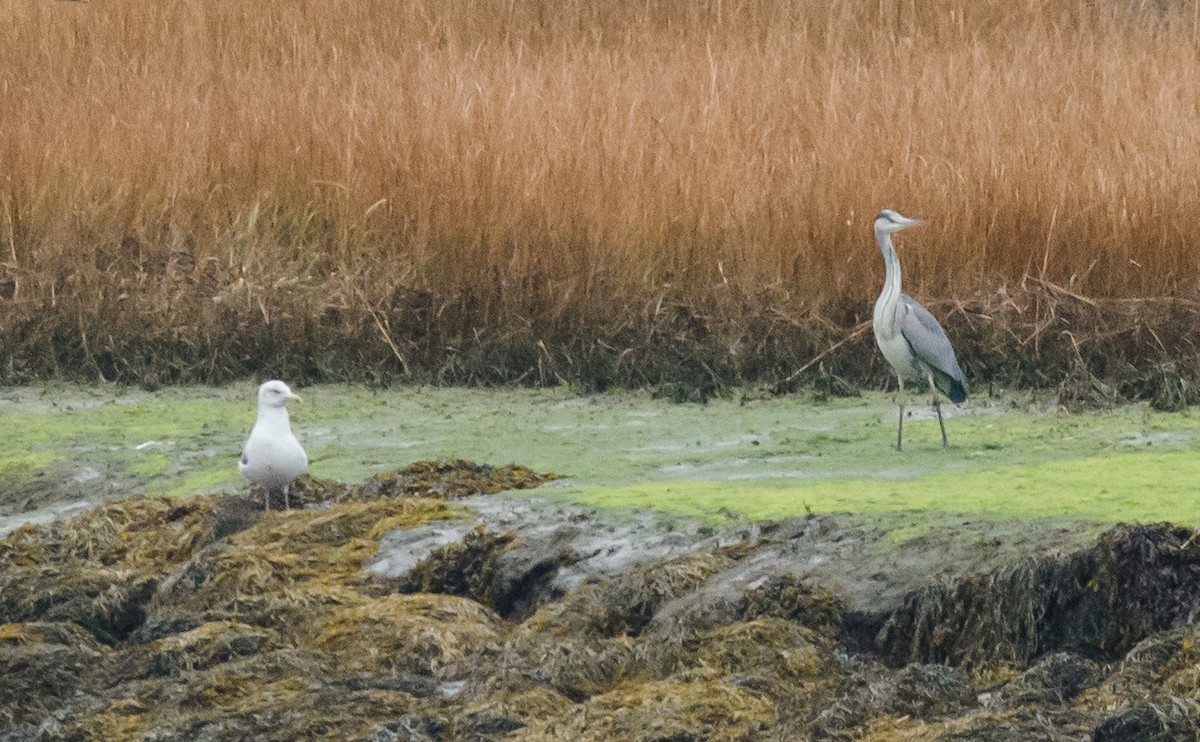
[3,383,1198,532]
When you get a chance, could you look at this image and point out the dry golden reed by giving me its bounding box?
[1,0,1199,390]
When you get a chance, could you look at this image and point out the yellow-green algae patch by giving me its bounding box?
[0,384,259,501]
[125,451,172,477]
[145,466,246,497]
[572,447,1200,527]
[0,454,59,482]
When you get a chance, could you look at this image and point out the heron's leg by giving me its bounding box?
[283,484,290,511]
[264,487,270,512]
[896,376,905,451]
[927,372,948,449]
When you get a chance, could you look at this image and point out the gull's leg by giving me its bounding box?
[896,375,905,452]
[928,372,948,449]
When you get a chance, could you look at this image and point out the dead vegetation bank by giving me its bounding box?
[5,278,1200,410]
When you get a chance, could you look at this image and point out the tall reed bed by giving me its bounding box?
[1,0,1199,395]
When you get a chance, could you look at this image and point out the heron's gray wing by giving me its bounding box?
[899,294,967,402]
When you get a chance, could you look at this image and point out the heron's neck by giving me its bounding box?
[877,230,903,306]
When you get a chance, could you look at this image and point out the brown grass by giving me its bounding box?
[2,0,1199,392]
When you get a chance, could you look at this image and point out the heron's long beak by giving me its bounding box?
[897,216,924,228]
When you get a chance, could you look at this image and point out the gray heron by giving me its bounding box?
[871,209,967,450]
[240,380,308,510]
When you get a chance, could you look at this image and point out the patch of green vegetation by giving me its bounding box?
[0,453,60,484]
[143,467,245,498]
[125,452,172,478]
[0,384,254,499]
[3,384,1200,532]
[570,445,1200,527]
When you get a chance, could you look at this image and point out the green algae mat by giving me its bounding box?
[2,384,1198,534]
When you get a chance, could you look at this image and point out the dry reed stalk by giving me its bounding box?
[1,1,1199,391]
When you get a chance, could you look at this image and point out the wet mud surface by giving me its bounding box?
[4,460,1200,740]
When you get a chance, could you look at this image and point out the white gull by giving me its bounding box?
[239,380,308,510]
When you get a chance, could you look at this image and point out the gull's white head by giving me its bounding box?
[874,209,924,236]
[257,380,302,408]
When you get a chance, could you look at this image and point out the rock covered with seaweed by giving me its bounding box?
[3,460,1200,740]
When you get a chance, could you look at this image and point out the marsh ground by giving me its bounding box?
[3,382,1197,568]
